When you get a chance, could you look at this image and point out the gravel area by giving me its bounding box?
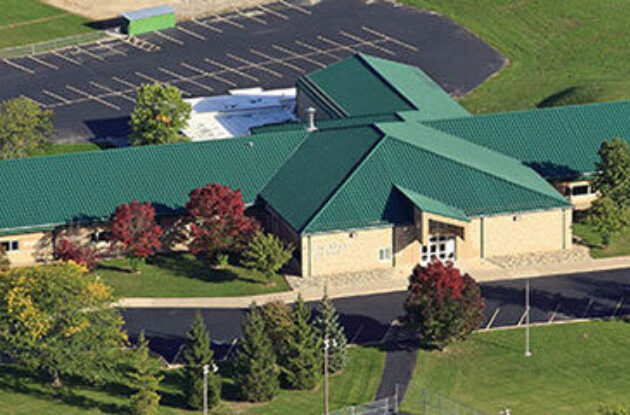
[487,245,592,270]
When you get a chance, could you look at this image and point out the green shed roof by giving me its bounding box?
[421,100,630,179]
[0,132,307,235]
[261,121,569,234]
[297,54,469,120]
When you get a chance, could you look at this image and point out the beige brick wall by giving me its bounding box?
[301,226,393,277]
[0,232,53,267]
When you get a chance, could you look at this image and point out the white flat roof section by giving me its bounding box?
[182,88,297,141]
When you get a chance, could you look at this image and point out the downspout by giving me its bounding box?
[562,209,567,250]
[307,234,312,278]
[480,217,485,260]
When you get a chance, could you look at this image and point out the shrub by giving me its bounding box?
[55,238,100,270]
[402,260,484,349]
[240,231,293,276]
[0,244,10,272]
[599,404,630,415]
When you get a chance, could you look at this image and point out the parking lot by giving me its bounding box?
[0,0,505,140]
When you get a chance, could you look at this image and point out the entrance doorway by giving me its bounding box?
[420,234,456,266]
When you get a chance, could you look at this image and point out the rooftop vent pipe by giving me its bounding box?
[305,107,317,132]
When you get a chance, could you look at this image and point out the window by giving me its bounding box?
[90,231,111,244]
[571,185,591,196]
[378,247,392,262]
[1,240,19,253]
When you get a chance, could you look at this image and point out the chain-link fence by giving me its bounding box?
[0,31,107,59]
[416,388,486,415]
[329,395,398,415]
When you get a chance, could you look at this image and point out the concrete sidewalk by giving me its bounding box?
[117,255,630,309]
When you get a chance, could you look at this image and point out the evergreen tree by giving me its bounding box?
[183,312,220,410]
[282,295,321,390]
[260,300,292,358]
[313,294,347,373]
[233,303,279,402]
[593,138,630,206]
[128,331,163,415]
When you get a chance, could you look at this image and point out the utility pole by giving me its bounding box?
[323,338,337,415]
[525,278,532,357]
[203,364,209,415]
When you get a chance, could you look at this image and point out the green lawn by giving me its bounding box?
[30,142,103,157]
[0,0,94,48]
[0,346,384,415]
[96,253,291,298]
[402,320,630,414]
[573,221,630,258]
[403,0,630,113]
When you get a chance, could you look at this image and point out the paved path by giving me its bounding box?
[374,326,417,405]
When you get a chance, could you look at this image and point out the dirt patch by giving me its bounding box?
[41,0,286,20]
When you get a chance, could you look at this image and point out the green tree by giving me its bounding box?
[0,97,53,159]
[593,138,630,206]
[128,331,163,415]
[233,302,279,402]
[240,231,293,277]
[183,312,220,410]
[588,196,630,245]
[0,244,10,272]
[129,83,191,146]
[260,300,292,357]
[313,294,347,373]
[281,295,321,390]
[0,262,126,386]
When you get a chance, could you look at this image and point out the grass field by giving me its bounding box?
[0,0,93,48]
[403,0,630,113]
[401,320,630,414]
[0,346,384,415]
[30,142,103,157]
[96,253,291,298]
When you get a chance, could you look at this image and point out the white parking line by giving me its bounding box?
[277,0,312,15]
[339,30,396,56]
[155,31,185,46]
[89,81,136,103]
[181,62,237,87]
[272,44,326,68]
[612,297,624,317]
[361,26,419,52]
[42,89,71,104]
[135,71,166,85]
[96,40,127,56]
[176,25,207,41]
[190,18,222,33]
[112,76,138,89]
[159,67,215,92]
[485,307,501,330]
[235,8,267,25]
[548,303,561,323]
[73,45,105,62]
[226,53,283,78]
[210,13,245,29]
[3,59,35,74]
[250,48,304,73]
[20,94,44,106]
[28,55,58,70]
[202,58,259,81]
[66,85,121,110]
[258,4,289,20]
[52,51,81,65]
[317,35,358,53]
[295,40,340,60]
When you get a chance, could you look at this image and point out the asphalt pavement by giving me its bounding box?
[0,0,505,141]
[121,266,630,361]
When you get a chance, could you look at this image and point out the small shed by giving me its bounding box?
[121,5,176,36]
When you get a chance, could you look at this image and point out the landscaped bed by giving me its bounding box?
[403,0,630,113]
[0,345,384,414]
[401,320,630,414]
[95,253,291,298]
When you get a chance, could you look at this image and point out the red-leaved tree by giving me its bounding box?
[55,238,100,270]
[110,200,163,272]
[402,260,484,349]
[185,183,259,261]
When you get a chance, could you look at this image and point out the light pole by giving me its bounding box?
[323,338,337,415]
[525,278,532,357]
[203,363,219,415]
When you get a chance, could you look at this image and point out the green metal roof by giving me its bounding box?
[394,185,470,222]
[0,132,307,235]
[261,121,569,234]
[421,100,630,179]
[260,126,383,232]
[250,113,402,134]
[297,54,468,120]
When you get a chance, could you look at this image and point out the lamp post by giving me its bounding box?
[525,278,532,357]
[323,338,337,415]
[203,363,218,415]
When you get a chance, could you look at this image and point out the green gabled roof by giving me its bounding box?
[260,126,383,232]
[422,100,630,179]
[250,113,402,134]
[297,54,468,120]
[395,185,470,222]
[0,131,307,235]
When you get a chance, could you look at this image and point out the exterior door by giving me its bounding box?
[420,234,456,266]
